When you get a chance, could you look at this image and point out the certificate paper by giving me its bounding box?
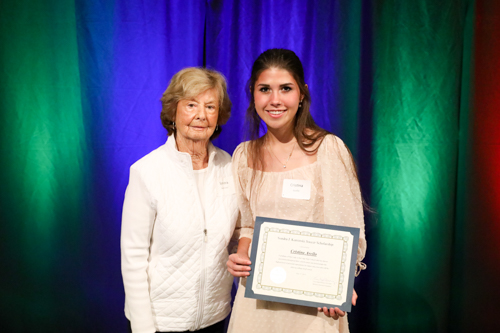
[245,216,360,312]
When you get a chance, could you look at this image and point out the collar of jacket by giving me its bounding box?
[164,134,217,171]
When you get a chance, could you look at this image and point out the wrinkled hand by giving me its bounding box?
[227,253,252,277]
[318,289,357,320]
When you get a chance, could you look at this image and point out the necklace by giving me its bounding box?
[266,139,295,169]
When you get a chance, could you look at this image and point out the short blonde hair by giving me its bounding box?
[160,67,232,139]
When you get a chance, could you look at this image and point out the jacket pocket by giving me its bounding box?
[149,261,165,302]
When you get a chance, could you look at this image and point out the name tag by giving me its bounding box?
[282,179,311,200]
[219,176,235,196]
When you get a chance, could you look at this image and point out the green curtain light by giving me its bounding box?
[372,1,467,331]
[0,0,86,329]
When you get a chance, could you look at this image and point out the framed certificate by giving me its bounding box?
[245,216,360,312]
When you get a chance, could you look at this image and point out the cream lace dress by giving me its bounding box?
[228,135,366,333]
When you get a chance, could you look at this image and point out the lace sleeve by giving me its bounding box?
[319,135,367,276]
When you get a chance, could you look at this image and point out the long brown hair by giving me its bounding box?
[244,49,370,213]
[245,48,330,172]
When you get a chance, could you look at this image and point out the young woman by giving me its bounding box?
[226,49,367,333]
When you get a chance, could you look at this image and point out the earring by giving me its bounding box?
[299,102,303,108]
[172,121,176,129]
[215,125,219,131]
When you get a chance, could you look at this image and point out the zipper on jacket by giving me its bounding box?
[194,231,207,329]
[192,159,211,330]
[194,179,207,330]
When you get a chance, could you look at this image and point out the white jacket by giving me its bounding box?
[121,135,239,333]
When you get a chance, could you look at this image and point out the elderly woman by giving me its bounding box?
[121,68,239,333]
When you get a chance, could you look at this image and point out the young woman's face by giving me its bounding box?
[175,89,219,144]
[253,68,303,133]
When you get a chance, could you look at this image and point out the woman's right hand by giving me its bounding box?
[227,253,252,277]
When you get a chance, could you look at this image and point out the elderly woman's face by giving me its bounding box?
[175,89,219,144]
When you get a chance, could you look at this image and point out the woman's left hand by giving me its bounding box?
[317,288,357,320]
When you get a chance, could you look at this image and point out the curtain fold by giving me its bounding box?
[206,0,365,154]
[0,0,207,331]
[0,0,497,332]
[371,0,467,331]
[451,0,500,331]
[0,1,87,331]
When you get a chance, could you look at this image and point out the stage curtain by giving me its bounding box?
[1,0,498,332]
[0,0,205,331]
[371,0,470,331]
[450,0,500,331]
